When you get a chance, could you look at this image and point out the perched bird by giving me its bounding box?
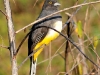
[28,0,62,75]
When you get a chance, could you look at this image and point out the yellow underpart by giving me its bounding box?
[33,32,59,61]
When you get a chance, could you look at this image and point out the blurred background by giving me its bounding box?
[0,0,100,75]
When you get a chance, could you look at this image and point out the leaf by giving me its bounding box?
[93,36,98,50]
[75,21,83,38]
[78,64,83,75]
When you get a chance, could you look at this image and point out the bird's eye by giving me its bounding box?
[48,1,53,4]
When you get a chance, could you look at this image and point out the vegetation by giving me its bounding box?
[0,0,100,75]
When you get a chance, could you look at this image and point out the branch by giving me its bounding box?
[15,0,100,33]
[0,9,7,17]
[15,32,30,55]
[0,45,9,49]
[3,0,18,75]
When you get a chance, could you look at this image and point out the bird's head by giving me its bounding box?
[43,0,61,10]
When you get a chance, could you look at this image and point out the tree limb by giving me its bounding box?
[3,0,18,75]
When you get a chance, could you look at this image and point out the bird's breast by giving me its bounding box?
[43,20,62,44]
[47,21,62,36]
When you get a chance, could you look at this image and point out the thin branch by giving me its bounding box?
[58,52,65,59]
[15,1,100,33]
[34,25,100,69]
[0,9,7,17]
[84,6,89,32]
[0,45,9,49]
[15,32,30,55]
[0,34,9,49]
[32,0,38,9]
[92,4,100,19]
[57,72,66,75]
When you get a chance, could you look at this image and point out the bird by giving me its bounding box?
[28,0,62,75]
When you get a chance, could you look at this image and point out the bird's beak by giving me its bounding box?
[54,2,61,6]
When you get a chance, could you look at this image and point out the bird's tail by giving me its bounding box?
[30,57,37,75]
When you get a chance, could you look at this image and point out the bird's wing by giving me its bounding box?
[28,20,49,55]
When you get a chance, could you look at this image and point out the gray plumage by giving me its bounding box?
[28,0,62,75]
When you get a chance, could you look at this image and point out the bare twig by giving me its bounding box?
[32,0,38,9]
[84,7,89,32]
[0,45,9,49]
[92,4,100,19]
[0,9,7,17]
[0,35,9,50]
[3,0,18,75]
[15,1,100,33]
[15,32,30,55]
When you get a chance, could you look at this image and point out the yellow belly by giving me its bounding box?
[33,32,59,61]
